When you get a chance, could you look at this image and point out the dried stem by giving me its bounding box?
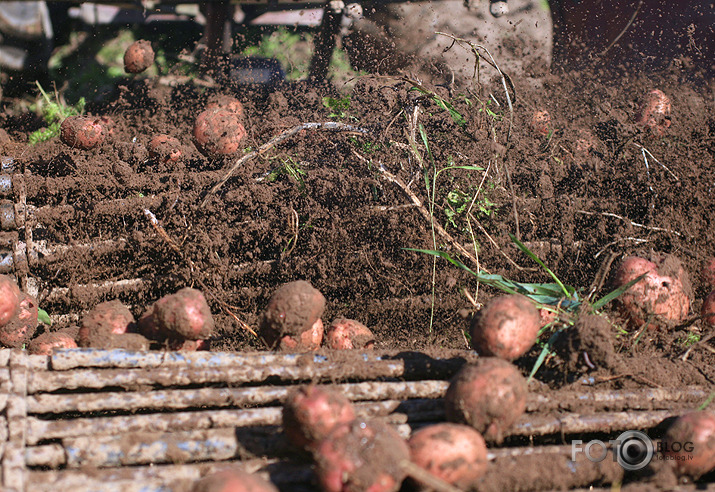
[143,209,257,338]
[351,150,485,271]
[202,122,370,206]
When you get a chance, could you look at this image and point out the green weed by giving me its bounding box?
[267,157,307,191]
[410,236,645,379]
[322,95,352,119]
[29,82,85,145]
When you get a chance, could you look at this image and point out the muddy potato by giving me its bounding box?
[278,318,323,351]
[470,294,541,360]
[206,94,245,118]
[408,423,488,488]
[282,385,356,451]
[124,39,155,73]
[77,300,135,347]
[192,108,246,158]
[702,257,715,290]
[28,330,78,355]
[315,419,409,492]
[634,89,671,136]
[191,468,279,492]
[167,338,210,351]
[444,357,528,443]
[148,134,183,164]
[612,255,690,328]
[259,280,326,350]
[0,274,20,327]
[60,116,106,150]
[662,411,715,478]
[324,318,375,350]
[0,293,38,348]
[530,110,550,136]
[153,287,215,340]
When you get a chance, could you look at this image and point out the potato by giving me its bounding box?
[0,293,38,348]
[28,330,78,355]
[324,318,375,350]
[206,94,245,118]
[408,423,488,488]
[315,419,409,492]
[77,300,135,347]
[259,280,326,350]
[662,411,715,478]
[124,39,155,74]
[167,338,210,351]
[278,318,323,351]
[0,274,20,327]
[634,89,671,136]
[530,110,550,137]
[702,257,715,290]
[703,291,715,327]
[60,116,107,150]
[192,108,246,158]
[470,294,541,360]
[444,357,527,443]
[191,468,278,492]
[153,287,215,340]
[282,385,356,451]
[148,134,183,164]
[612,255,691,328]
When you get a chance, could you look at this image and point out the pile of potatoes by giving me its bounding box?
[0,273,215,354]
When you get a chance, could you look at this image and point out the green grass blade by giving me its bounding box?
[510,234,572,298]
[38,308,51,326]
[591,272,648,311]
[528,329,561,382]
[409,86,466,127]
[698,392,715,410]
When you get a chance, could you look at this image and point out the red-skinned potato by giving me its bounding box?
[444,357,527,443]
[259,280,326,350]
[167,338,210,351]
[530,110,550,137]
[124,39,155,74]
[206,94,245,118]
[192,108,246,158]
[703,291,715,327]
[28,330,78,355]
[662,411,715,478]
[635,89,671,136]
[470,294,541,360]
[408,423,488,488]
[324,318,375,350]
[702,257,715,290]
[152,287,214,340]
[148,134,183,164]
[315,419,409,492]
[191,468,279,492]
[0,274,20,327]
[279,318,323,351]
[282,385,356,451]
[77,300,135,347]
[60,116,107,150]
[0,293,38,348]
[612,255,690,329]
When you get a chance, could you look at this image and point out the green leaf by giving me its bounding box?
[528,329,562,381]
[38,308,51,326]
[591,272,647,311]
[510,234,573,298]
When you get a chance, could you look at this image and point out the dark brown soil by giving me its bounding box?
[1,5,714,488]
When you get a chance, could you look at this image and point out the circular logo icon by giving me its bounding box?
[615,430,654,471]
